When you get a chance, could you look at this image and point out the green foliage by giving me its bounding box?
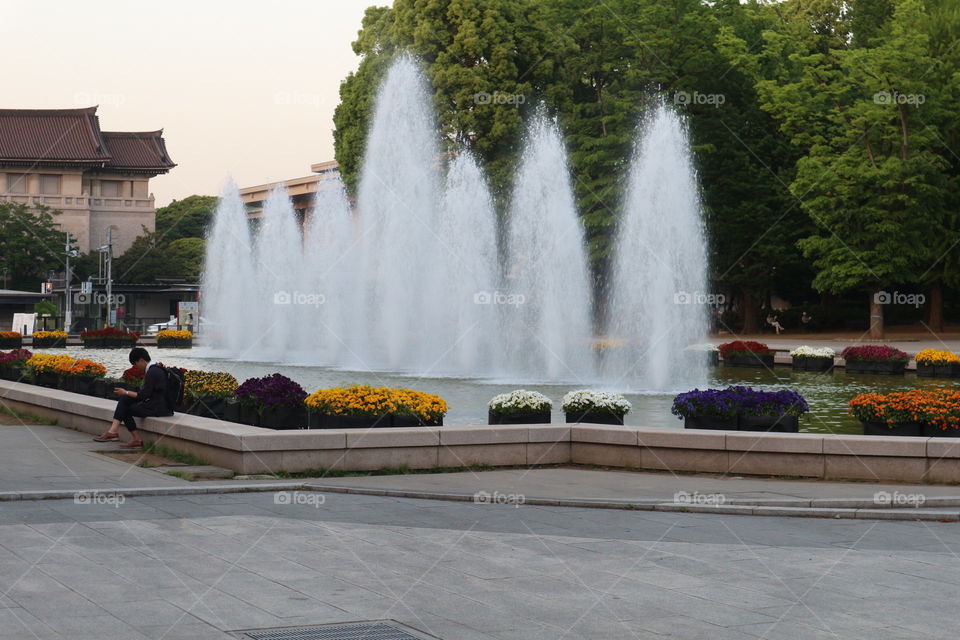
[156,195,218,242]
[34,300,57,316]
[0,203,70,291]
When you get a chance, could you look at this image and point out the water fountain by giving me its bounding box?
[603,103,710,391]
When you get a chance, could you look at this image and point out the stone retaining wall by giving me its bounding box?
[2,380,958,482]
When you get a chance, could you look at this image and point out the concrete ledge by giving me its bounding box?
[4,379,960,481]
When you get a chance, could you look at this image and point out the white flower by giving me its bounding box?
[789,345,835,358]
[561,390,632,416]
[489,390,552,414]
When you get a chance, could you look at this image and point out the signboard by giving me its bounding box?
[177,301,199,331]
[11,313,35,335]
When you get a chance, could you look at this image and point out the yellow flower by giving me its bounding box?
[915,349,960,365]
[157,329,193,339]
[32,330,68,339]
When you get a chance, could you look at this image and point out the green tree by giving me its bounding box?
[0,203,70,291]
[155,195,218,242]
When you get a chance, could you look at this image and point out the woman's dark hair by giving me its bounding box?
[128,347,151,365]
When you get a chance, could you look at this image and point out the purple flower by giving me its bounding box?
[672,386,809,419]
[236,373,307,409]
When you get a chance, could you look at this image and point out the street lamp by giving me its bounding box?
[64,235,79,333]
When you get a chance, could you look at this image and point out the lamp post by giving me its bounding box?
[64,236,79,333]
[98,228,113,327]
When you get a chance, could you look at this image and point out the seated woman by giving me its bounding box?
[766,313,785,335]
[93,347,169,448]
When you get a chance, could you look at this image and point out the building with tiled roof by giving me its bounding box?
[0,106,175,253]
[240,160,344,224]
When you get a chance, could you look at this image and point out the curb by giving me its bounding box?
[2,483,957,522]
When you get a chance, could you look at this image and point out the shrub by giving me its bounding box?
[840,345,908,363]
[236,373,307,409]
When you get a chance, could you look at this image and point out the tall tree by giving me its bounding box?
[0,203,70,291]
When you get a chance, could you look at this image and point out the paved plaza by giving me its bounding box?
[3,420,960,639]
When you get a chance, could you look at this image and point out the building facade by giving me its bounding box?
[0,107,175,255]
[239,160,343,226]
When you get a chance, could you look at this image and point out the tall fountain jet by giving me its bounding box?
[605,103,709,391]
[501,111,597,382]
[201,179,256,356]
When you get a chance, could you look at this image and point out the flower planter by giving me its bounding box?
[31,337,65,349]
[791,356,834,372]
[185,396,226,419]
[33,372,62,388]
[61,376,98,395]
[845,360,905,375]
[259,405,308,430]
[0,338,23,349]
[683,415,738,430]
[923,423,960,438]
[307,412,391,429]
[488,410,551,425]
[157,337,192,349]
[738,414,799,433]
[223,399,242,423]
[239,403,260,426]
[917,363,960,378]
[81,338,104,349]
[94,379,127,399]
[723,353,774,368]
[0,366,25,382]
[391,414,444,427]
[861,420,923,437]
[565,410,624,425]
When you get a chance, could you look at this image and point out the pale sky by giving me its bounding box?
[1,0,375,206]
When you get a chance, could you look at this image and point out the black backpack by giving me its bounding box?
[157,364,185,414]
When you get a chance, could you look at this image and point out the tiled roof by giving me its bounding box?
[102,131,176,171]
[0,106,174,173]
[0,107,110,164]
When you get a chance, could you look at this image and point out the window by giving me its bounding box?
[100,180,122,197]
[5,173,27,193]
[38,174,61,195]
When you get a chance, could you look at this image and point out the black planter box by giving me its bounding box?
[723,353,775,368]
[565,410,625,425]
[259,405,308,430]
[683,415,738,430]
[308,412,391,429]
[61,376,97,395]
[185,396,226,419]
[157,338,192,349]
[792,356,834,372]
[223,400,242,423]
[391,414,443,427]
[917,362,960,378]
[861,420,923,437]
[923,423,960,438]
[33,372,62,388]
[240,403,260,426]
[0,338,23,349]
[845,360,906,375]
[94,379,128,399]
[488,410,551,425]
[738,414,800,433]
[81,338,103,349]
[0,366,26,382]
[31,337,66,349]
[83,337,137,349]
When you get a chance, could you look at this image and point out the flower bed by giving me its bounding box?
[850,389,960,437]
[0,331,22,349]
[841,345,908,375]
[672,386,808,432]
[236,373,308,429]
[24,353,74,388]
[80,327,140,349]
[488,390,552,425]
[54,358,107,394]
[718,341,774,368]
[156,329,193,348]
[561,390,631,425]
[0,349,32,381]
[182,370,238,418]
[304,385,447,428]
[914,349,960,379]
[789,346,835,372]
[31,330,67,349]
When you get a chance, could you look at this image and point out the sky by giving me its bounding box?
[1,0,374,206]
